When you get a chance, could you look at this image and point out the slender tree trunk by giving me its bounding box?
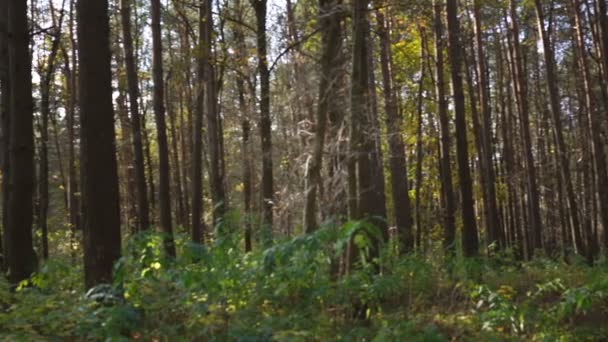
[37,10,63,260]
[377,8,414,252]
[366,23,389,241]
[446,0,479,257]
[433,0,456,254]
[115,68,137,234]
[151,0,175,257]
[472,0,502,249]
[0,0,9,271]
[202,0,226,225]
[534,0,584,258]
[232,0,252,249]
[60,0,80,261]
[121,0,149,232]
[77,0,121,287]
[251,0,274,245]
[508,0,543,254]
[142,107,156,221]
[463,31,488,252]
[569,0,607,261]
[191,0,206,244]
[166,78,185,228]
[304,0,343,233]
[413,46,425,252]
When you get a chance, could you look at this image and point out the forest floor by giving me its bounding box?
[1,222,608,341]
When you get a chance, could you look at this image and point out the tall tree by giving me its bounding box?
[151,0,176,256]
[38,1,64,259]
[77,0,121,287]
[120,0,150,232]
[60,0,80,253]
[507,0,543,255]
[4,0,38,285]
[446,0,479,257]
[376,7,414,252]
[533,0,583,258]
[471,0,502,249]
[0,0,9,270]
[202,0,226,225]
[304,0,343,233]
[191,0,206,244]
[232,0,253,249]
[433,0,456,254]
[568,0,608,260]
[349,0,387,249]
[251,0,274,245]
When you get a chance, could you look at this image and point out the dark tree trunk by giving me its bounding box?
[377,9,414,252]
[38,18,61,260]
[0,0,9,271]
[77,0,121,288]
[446,0,479,257]
[202,0,226,226]
[472,0,502,249]
[251,0,274,246]
[151,0,175,257]
[191,0,206,244]
[433,0,456,254]
[5,0,38,285]
[233,0,253,249]
[60,0,80,259]
[120,0,150,232]
[534,0,584,259]
[569,0,607,262]
[508,0,543,255]
[304,0,343,233]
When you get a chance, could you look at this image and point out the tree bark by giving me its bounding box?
[120,0,150,232]
[569,0,607,261]
[0,0,9,271]
[77,0,121,287]
[446,0,479,257]
[508,0,543,255]
[37,8,62,260]
[151,0,176,257]
[377,8,414,252]
[534,0,584,258]
[251,0,274,246]
[433,0,456,255]
[472,1,502,249]
[304,0,343,233]
[202,0,226,226]
[191,0,206,244]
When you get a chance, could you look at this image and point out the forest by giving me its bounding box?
[1,0,608,339]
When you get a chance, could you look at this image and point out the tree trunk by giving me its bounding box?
[202,0,226,226]
[0,0,9,271]
[446,0,479,257]
[120,0,149,232]
[472,0,502,249]
[191,0,206,244]
[377,9,414,252]
[38,14,62,260]
[251,0,274,246]
[508,0,543,255]
[534,0,584,259]
[77,0,121,287]
[304,0,343,233]
[569,0,607,261]
[151,0,175,257]
[433,0,456,254]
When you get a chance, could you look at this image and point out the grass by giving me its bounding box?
[1,220,607,341]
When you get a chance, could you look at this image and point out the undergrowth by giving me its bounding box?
[1,219,607,341]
